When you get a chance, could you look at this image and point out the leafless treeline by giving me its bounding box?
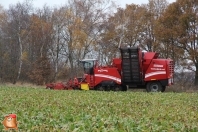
[0,0,197,87]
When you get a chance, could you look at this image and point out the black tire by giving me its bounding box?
[161,86,166,92]
[97,86,105,91]
[121,85,127,91]
[114,85,122,91]
[146,82,162,92]
[106,86,111,91]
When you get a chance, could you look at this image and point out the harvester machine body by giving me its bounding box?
[46,47,174,92]
[80,58,124,91]
[120,47,174,92]
[45,77,81,90]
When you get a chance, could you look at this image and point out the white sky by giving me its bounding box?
[1,0,176,9]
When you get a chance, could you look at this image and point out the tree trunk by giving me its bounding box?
[16,34,23,83]
[194,64,198,86]
[69,52,74,76]
[54,42,59,81]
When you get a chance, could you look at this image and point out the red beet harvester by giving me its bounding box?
[46,47,174,92]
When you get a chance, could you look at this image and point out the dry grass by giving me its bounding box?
[166,84,198,93]
[1,82,45,89]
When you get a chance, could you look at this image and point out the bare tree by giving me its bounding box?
[140,0,169,52]
[49,0,114,77]
[1,1,33,83]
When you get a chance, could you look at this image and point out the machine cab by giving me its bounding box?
[80,59,98,75]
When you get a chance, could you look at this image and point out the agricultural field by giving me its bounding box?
[0,86,198,131]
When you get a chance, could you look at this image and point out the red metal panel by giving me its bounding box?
[54,82,65,90]
[84,66,121,89]
[94,67,121,86]
[112,58,122,71]
[144,59,168,81]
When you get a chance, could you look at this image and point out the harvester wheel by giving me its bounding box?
[114,85,121,91]
[97,86,105,91]
[121,85,127,91]
[161,86,166,92]
[146,82,162,92]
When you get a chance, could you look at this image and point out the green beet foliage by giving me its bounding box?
[0,86,198,131]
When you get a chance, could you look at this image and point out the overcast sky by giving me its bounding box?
[1,0,176,9]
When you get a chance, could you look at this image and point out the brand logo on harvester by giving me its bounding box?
[98,69,108,72]
[2,114,18,131]
[154,64,163,68]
